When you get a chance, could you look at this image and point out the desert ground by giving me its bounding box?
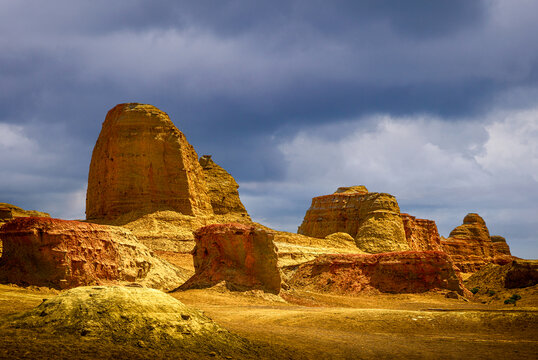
[0,283,536,360]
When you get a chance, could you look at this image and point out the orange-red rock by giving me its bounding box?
[86,103,212,220]
[490,236,512,256]
[199,155,250,220]
[297,186,409,253]
[178,223,281,294]
[0,217,187,290]
[401,213,443,252]
[441,213,514,272]
[289,251,466,295]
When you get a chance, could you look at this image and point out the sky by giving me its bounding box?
[0,0,537,258]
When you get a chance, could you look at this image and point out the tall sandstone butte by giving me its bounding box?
[297,186,409,253]
[401,213,444,252]
[441,213,513,272]
[86,103,212,220]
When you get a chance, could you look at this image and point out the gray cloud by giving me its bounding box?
[0,1,537,257]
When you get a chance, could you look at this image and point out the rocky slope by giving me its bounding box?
[441,213,514,272]
[178,223,282,294]
[86,103,212,220]
[297,186,409,253]
[0,217,188,290]
[288,251,467,295]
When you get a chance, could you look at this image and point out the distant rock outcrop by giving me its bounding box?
[297,186,409,253]
[401,213,443,252]
[289,251,467,295]
[199,155,250,220]
[465,260,538,291]
[490,235,512,256]
[86,103,212,221]
[441,213,513,272]
[178,223,282,294]
[0,217,188,290]
[0,203,50,257]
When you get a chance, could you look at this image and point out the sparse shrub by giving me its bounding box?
[486,290,496,297]
[504,294,522,305]
[470,287,479,294]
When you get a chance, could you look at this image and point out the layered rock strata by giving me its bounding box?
[86,103,212,220]
[441,213,513,273]
[401,213,443,252]
[0,217,188,290]
[289,251,466,295]
[490,236,512,256]
[178,223,282,294]
[0,203,50,257]
[199,155,250,220]
[297,186,409,253]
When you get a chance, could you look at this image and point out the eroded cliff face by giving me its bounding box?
[199,155,250,221]
[297,186,409,253]
[0,217,188,290]
[178,223,282,294]
[289,251,466,295]
[0,203,50,257]
[441,213,513,273]
[86,103,212,220]
[401,213,443,252]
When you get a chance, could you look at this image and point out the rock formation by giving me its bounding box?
[289,251,466,295]
[297,186,409,253]
[401,213,443,252]
[0,203,50,257]
[0,217,188,290]
[441,213,513,272]
[11,286,250,352]
[490,235,512,256]
[86,103,212,221]
[465,260,538,292]
[178,223,282,294]
[199,155,250,220]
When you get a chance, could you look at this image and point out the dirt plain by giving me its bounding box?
[0,283,536,360]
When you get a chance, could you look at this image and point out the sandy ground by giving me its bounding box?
[0,284,537,359]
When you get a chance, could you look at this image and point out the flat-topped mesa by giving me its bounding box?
[86,103,212,220]
[441,213,513,272]
[297,186,409,253]
[199,155,251,221]
[400,213,443,252]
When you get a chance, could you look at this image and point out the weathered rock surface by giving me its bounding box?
[199,155,250,220]
[441,213,514,273]
[86,103,212,220]
[401,213,443,252]
[465,260,538,291]
[178,223,282,294]
[0,217,188,290]
[289,251,466,295]
[11,286,250,351]
[297,186,409,253]
[0,203,50,257]
[490,236,512,256]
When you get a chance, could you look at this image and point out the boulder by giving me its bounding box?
[178,223,282,294]
[86,103,212,220]
[199,155,250,220]
[0,217,188,290]
[289,251,467,295]
[297,186,409,253]
[441,213,514,272]
[401,213,443,252]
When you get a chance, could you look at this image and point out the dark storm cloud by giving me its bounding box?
[0,1,537,256]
